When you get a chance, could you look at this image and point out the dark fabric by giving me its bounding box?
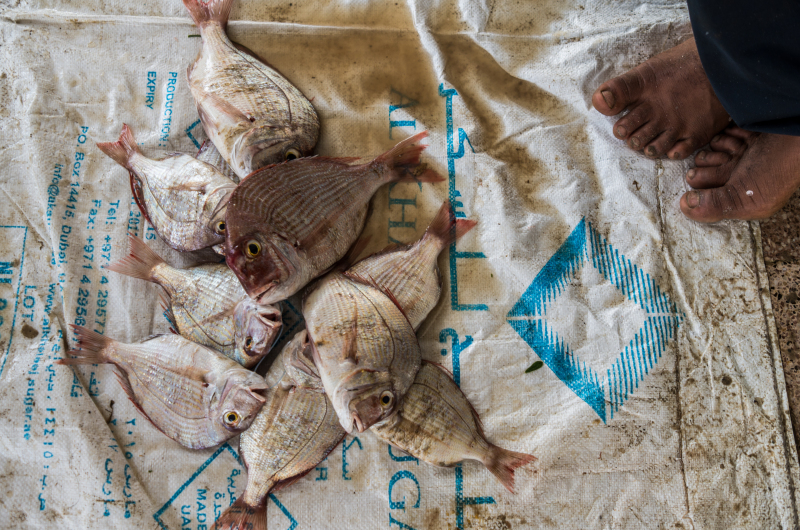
[688,0,800,136]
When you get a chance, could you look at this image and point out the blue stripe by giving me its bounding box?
[635,329,647,378]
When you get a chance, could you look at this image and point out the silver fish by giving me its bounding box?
[348,201,476,330]
[224,131,443,305]
[106,235,282,368]
[195,139,238,183]
[372,361,536,493]
[303,271,421,433]
[58,326,269,450]
[96,124,235,252]
[213,355,344,530]
[183,0,319,179]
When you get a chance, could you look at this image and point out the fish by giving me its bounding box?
[278,329,325,392]
[371,361,536,493]
[183,0,320,179]
[303,271,421,433]
[96,124,236,252]
[348,201,477,330]
[57,326,269,450]
[106,235,282,368]
[213,359,344,530]
[225,131,444,304]
[195,139,238,182]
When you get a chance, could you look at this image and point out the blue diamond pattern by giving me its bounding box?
[507,218,683,422]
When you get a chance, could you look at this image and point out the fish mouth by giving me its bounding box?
[349,393,385,433]
[252,282,279,305]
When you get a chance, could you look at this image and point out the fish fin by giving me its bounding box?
[425,200,477,248]
[96,123,141,169]
[213,497,267,530]
[182,0,233,30]
[129,173,155,227]
[197,88,253,126]
[231,40,279,71]
[333,235,371,272]
[485,445,537,494]
[57,325,112,365]
[374,131,445,184]
[158,291,179,332]
[423,359,455,380]
[196,140,238,183]
[306,156,361,165]
[105,234,165,282]
[343,271,411,324]
[341,305,358,364]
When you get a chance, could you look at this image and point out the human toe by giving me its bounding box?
[592,69,645,116]
[644,129,679,158]
[685,165,732,189]
[627,121,661,151]
[668,138,703,161]
[709,134,745,155]
[723,125,757,141]
[681,184,776,222]
[693,150,731,167]
[613,104,652,140]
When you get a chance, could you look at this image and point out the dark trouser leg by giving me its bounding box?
[688,0,800,136]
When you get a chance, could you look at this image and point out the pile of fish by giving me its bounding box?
[57,0,536,527]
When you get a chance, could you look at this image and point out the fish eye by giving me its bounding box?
[380,391,393,408]
[223,410,241,427]
[285,148,300,161]
[244,336,253,349]
[215,220,226,234]
[245,240,261,258]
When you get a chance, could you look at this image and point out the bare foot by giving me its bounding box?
[592,38,730,160]
[681,126,800,222]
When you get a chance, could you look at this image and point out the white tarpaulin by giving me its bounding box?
[1,0,798,528]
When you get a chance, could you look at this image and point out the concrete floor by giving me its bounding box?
[760,191,800,450]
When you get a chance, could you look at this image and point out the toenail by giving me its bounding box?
[671,151,683,160]
[616,126,627,138]
[687,191,701,208]
[631,137,640,148]
[646,146,656,156]
[601,90,615,109]
[712,135,721,143]
[687,169,696,180]
[697,151,706,161]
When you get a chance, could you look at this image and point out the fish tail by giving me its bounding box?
[376,131,445,184]
[57,325,112,365]
[105,234,165,282]
[484,445,536,494]
[96,123,140,169]
[213,498,267,530]
[183,0,234,30]
[425,200,477,248]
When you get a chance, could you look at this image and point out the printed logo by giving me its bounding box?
[507,218,683,422]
